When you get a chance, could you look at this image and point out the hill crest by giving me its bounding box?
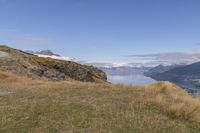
[0,45,107,82]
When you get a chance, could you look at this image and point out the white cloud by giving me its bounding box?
[127,52,200,66]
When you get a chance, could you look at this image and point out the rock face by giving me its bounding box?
[0,45,107,82]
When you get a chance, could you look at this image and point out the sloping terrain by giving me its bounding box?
[0,51,9,58]
[145,64,184,77]
[149,62,200,89]
[0,45,107,82]
[0,71,199,133]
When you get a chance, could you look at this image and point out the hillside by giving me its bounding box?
[150,62,200,89]
[0,71,199,133]
[0,45,107,82]
[145,64,184,77]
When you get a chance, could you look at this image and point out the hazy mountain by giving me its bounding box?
[25,50,60,56]
[86,62,158,69]
[150,62,200,90]
[35,50,60,56]
[25,50,76,62]
[145,64,185,76]
[100,66,152,76]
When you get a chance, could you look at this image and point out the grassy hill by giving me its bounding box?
[0,45,107,82]
[0,70,199,133]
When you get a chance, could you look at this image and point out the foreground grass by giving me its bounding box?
[0,71,200,133]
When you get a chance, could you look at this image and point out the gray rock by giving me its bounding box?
[0,51,9,58]
[32,67,47,77]
[57,73,65,79]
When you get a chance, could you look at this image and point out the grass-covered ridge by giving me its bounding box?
[0,45,107,82]
[0,71,199,133]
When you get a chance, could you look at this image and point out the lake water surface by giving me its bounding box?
[107,74,156,85]
[107,74,200,96]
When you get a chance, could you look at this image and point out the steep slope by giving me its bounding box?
[0,45,107,82]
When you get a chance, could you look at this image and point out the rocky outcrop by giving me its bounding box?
[0,45,107,82]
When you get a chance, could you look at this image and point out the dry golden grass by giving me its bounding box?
[0,45,107,82]
[0,71,200,133]
[145,82,200,122]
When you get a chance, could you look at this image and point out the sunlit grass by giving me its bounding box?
[0,71,200,133]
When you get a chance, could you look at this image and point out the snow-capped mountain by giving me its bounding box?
[25,50,200,69]
[35,50,60,56]
[35,54,76,62]
[85,62,159,68]
[25,50,77,62]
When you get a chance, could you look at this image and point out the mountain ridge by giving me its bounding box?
[145,64,185,77]
[25,50,61,57]
[0,45,107,82]
[148,62,200,90]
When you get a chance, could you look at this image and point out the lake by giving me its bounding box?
[107,74,157,85]
[107,74,200,96]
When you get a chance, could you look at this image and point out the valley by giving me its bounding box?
[1,1,200,132]
[0,45,199,132]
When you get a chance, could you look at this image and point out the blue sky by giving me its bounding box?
[0,0,200,63]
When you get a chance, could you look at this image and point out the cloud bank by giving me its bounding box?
[127,52,200,66]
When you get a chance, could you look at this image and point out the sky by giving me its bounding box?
[0,0,200,63]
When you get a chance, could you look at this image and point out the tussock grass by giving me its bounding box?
[0,45,107,82]
[0,71,200,133]
[146,82,200,122]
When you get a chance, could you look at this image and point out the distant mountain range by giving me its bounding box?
[25,50,159,68]
[145,64,185,77]
[25,50,77,62]
[35,50,61,56]
[23,49,200,91]
[86,62,160,68]
[25,50,59,56]
[100,66,151,76]
[147,62,200,90]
